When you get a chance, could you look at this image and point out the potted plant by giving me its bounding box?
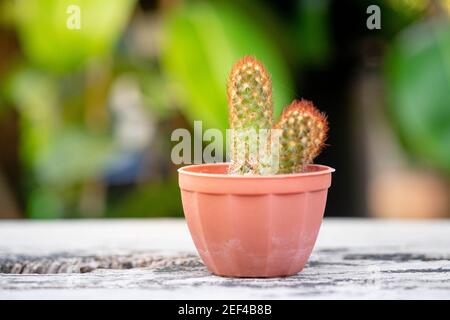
[178,56,334,277]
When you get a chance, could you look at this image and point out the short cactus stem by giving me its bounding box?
[275,100,328,174]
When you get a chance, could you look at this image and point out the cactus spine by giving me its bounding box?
[226,56,328,175]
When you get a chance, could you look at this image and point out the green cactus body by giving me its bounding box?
[275,100,328,174]
[226,56,328,175]
[227,56,273,175]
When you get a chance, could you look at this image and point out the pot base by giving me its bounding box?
[210,269,303,278]
[207,259,307,278]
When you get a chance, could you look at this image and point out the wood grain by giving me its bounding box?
[0,219,449,299]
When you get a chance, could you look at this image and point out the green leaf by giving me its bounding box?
[13,0,135,73]
[161,1,294,132]
[295,0,331,66]
[35,127,114,185]
[107,176,183,218]
[386,19,450,174]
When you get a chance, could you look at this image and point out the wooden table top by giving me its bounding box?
[0,218,449,299]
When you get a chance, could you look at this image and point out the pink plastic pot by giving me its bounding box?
[178,163,335,278]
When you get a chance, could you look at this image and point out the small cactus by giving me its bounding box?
[226,56,328,175]
[275,99,328,174]
[227,56,273,175]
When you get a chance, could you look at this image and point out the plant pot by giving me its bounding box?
[178,163,335,278]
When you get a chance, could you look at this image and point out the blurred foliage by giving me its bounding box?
[387,0,429,15]
[295,0,331,67]
[107,176,182,218]
[386,18,450,175]
[382,0,430,36]
[12,0,135,73]
[160,1,294,132]
[0,0,448,219]
[0,0,143,218]
[0,0,293,218]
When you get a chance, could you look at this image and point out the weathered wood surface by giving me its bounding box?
[0,218,449,299]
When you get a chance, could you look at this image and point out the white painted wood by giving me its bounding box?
[0,218,449,299]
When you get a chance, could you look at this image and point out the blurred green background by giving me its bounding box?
[0,0,448,219]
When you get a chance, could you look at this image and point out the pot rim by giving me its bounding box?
[178,162,335,179]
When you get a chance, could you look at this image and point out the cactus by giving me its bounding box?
[275,99,328,174]
[226,56,328,175]
[227,56,273,175]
